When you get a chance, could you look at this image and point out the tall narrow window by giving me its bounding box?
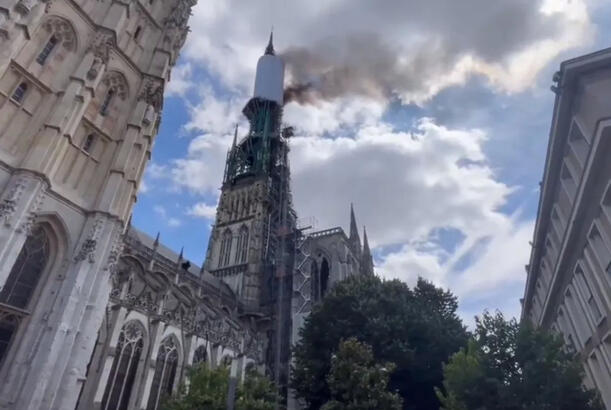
[320,258,330,298]
[36,36,58,65]
[82,134,96,154]
[0,226,50,366]
[147,337,179,410]
[134,26,142,41]
[575,269,603,322]
[219,230,232,268]
[193,345,207,366]
[100,89,115,116]
[311,260,319,302]
[101,321,144,410]
[235,227,249,263]
[11,82,28,104]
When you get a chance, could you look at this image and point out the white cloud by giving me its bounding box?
[188,202,218,220]
[153,205,183,228]
[165,63,193,97]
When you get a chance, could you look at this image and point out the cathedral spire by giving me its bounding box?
[349,203,361,253]
[362,226,374,276]
[265,30,275,55]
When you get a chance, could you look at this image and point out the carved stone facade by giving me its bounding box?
[0,0,196,409]
[522,48,611,409]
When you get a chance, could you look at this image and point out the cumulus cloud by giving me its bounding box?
[165,63,193,97]
[188,202,218,220]
[153,205,183,228]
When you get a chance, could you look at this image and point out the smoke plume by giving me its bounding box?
[278,0,578,105]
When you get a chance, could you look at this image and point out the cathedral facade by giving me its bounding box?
[0,1,373,409]
[521,47,611,409]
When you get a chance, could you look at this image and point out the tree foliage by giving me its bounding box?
[321,338,402,410]
[436,311,604,410]
[162,364,277,410]
[291,275,468,410]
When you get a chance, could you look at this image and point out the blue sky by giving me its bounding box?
[132,0,611,323]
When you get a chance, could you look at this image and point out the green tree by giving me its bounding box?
[291,275,468,410]
[436,311,604,410]
[162,364,277,410]
[236,368,278,410]
[322,338,402,410]
[163,364,229,410]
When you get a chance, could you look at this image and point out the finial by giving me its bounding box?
[265,30,275,55]
[153,231,160,248]
[178,246,184,262]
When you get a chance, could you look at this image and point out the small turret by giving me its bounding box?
[362,226,374,276]
[349,204,361,256]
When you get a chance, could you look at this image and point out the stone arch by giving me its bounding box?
[39,15,78,52]
[101,71,129,101]
[147,334,181,410]
[0,213,69,373]
[100,319,147,410]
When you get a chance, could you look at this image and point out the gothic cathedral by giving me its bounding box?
[0,1,373,409]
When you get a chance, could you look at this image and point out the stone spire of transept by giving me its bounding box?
[362,226,374,276]
[349,203,361,255]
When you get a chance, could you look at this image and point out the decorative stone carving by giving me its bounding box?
[41,15,76,51]
[102,71,129,100]
[163,0,196,64]
[105,229,124,273]
[74,215,104,263]
[17,188,44,235]
[0,177,28,226]
[86,33,114,81]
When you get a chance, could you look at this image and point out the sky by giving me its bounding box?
[132,0,611,325]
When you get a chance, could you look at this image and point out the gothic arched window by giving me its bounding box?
[320,258,330,298]
[235,226,249,264]
[0,226,50,366]
[101,321,144,410]
[147,336,179,410]
[100,89,115,116]
[11,82,28,104]
[219,230,232,267]
[193,345,207,366]
[310,260,319,302]
[36,35,58,65]
[0,226,49,309]
[82,133,96,154]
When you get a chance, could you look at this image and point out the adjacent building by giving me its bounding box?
[0,1,373,409]
[522,47,611,408]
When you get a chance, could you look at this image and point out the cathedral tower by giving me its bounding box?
[0,1,195,409]
[204,33,296,394]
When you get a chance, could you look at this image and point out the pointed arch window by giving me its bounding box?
[147,337,179,410]
[0,226,50,366]
[11,82,28,105]
[311,260,319,302]
[100,89,115,116]
[82,133,96,154]
[193,345,207,366]
[36,35,58,65]
[320,258,330,298]
[235,226,249,264]
[219,230,233,267]
[101,321,144,410]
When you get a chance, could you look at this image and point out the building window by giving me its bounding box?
[320,258,330,298]
[10,82,28,104]
[36,36,58,65]
[193,345,207,366]
[82,134,95,154]
[235,227,249,264]
[311,260,319,302]
[0,226,50,365]
[219,230,232,267]
[134,26,142,41]
[147,337,178,410]
[100,89,115,116]
[101,321,144,410]
[575,269,603,323]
